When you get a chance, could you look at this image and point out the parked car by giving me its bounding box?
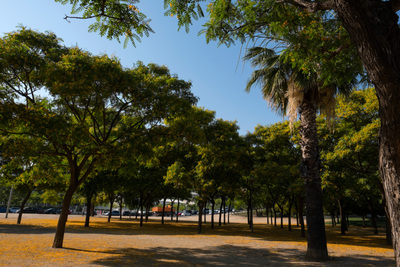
[9,207,19,213]
[122,210,133,216]
[104,210,120,216]
[18,207,44,213]
[44,208,61,214]
[191,210,198,215]
[181,210,192,216]
[0,207,7,213]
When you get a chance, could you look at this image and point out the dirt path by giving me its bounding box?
[0,213,395,266]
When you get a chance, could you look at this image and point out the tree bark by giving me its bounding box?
[219,200,223,227]
[17,189,33,225]
[211,199,215,229]
[299,86,328,261]
[162,198,166,225]
[334,1,400,263]
[84,195,92,227]
[197,200,204,234]
[52,185,75,248]
[107,197,114,223]
[176,198,180,223]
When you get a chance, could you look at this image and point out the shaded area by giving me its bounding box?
[83,245,394,267]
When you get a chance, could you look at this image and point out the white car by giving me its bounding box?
[181,210,192,216]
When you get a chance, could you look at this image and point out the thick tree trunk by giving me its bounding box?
[52,186,75,248]
[17,189,33,225]
[299,87,328,261]
[334,1,400,264]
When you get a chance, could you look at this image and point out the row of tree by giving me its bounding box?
[3,0,400,263]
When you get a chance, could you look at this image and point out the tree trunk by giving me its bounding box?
[145,206,150,222]
[266,204,270,225]
[228,199,232,224]
[211,199,215,229]
[299,87,328,261]
[272,206,277,227]
[107,197,114,223]
[335,1,400,264]
[84,195,92,227]
[338,198,347,235]
[203,201,207,224]
[279,205,284,229]
[176,198,180,223]
[119,198,123,221]
[91,201,95,217]
[223,197,226,225]
[139,192,144,227]
[219,200,223,227]
[170,200,175,221]
[17,189,33,225]
[197,200,204,234]
[288,197,293,231]
[367,200,379,235]
[383,195,393,246]
[52,186,75,248]
[162,198,166,225]
[299,196,305,238]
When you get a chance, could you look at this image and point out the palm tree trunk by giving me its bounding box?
[299,87,328,261]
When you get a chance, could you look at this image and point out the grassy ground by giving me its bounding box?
[0,214,395,266]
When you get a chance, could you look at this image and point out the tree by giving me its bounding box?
[320,88,382,236]
[55,0,153,47]
[164,0,400,263]
[0,28,196,248]
[244,46,336,259]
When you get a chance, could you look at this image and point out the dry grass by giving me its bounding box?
[0,214,395,266]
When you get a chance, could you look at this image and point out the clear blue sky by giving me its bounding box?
[0,0,282,135]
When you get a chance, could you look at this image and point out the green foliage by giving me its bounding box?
[320,88,381,215]
[55,0,154,47]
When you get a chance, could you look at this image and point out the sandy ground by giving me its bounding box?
[0,213,395,266]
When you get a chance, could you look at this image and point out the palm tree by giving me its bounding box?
[244,46,332,260]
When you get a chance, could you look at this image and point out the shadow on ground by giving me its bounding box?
[63,245,395,267]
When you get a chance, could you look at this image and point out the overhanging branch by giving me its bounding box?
[391,0,400,12]
[276,0,335,12]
